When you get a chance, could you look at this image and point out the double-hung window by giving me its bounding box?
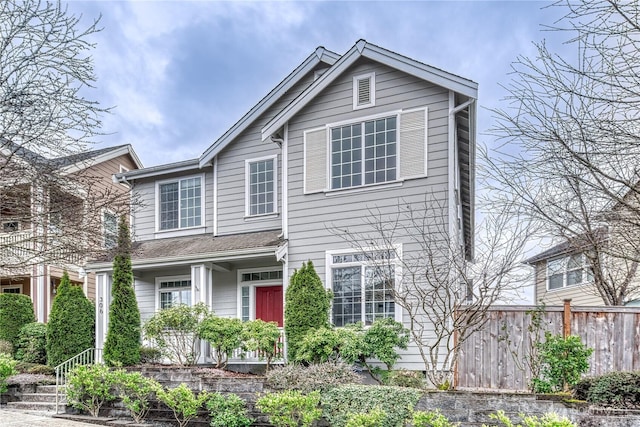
[329,250,397,326]
[158,176,202,230]
[103,212,118,249]
[331,117,397,190]
[547,253,592,290]
[246,156,276,216]
[158,278,192,309]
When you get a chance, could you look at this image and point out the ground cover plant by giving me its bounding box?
[256,390,322,427]
[411,409,460,427]
[206,392,253,427]
[483,410,576,427]
[156,383,209,427]
[265,361,360,394]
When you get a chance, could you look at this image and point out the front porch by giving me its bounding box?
[90,230,287,365]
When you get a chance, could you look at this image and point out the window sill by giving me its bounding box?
[244,213,279,222]
[323,180,403,197]
[546,282,591,292]
[154,226,206,239]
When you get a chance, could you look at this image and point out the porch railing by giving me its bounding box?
[54,348,102,414]
[227,328,285,363]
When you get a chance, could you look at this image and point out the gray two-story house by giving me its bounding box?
[88,40,477,370]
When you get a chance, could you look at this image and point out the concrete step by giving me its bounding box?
[20,392,64,403]
[36,384,61,394]
[6,401,59,412]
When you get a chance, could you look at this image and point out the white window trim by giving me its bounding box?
[546,253,592,292]
[245,155,278,218]
[1,284,23,293]
[155,275,192,311]
[155,174,205,233]
[325,245,403,325]
[353,72,376,110]
[236,267,284,321]
[1,220,21,233]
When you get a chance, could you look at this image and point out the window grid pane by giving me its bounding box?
[331,124,362,189]
[364,265,395,325]
[364,117,396,185]
[180,178,201,228]
[159,182,179,230]
[241,286,250,322]
[332,266,362,327]
[249,159,275,215]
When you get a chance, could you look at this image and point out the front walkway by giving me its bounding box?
[0,409,98,426]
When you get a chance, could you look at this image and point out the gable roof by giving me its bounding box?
[0,139,142,173]
[198,46,340,167]
[523,227,609,265]
[262,39,478,141]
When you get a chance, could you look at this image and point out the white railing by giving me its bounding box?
[227,329,285,363]
[0,230,33,265]
[55,348,102,414]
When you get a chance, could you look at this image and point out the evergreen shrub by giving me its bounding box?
[198,315,243,369]
[206,392,253,427]
[0,340,13,356]
[256,390,322,427]
[574,371,640,409]
[284,261,331,361]
[0,353,17,393]
[265,361,360,394]
[103,217,141,366]
[320,384,422,427]
[0,293,35,350]
[15,322,47,364]
[46,271,95,367]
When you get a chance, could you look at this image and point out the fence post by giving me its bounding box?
[563,299,572,338]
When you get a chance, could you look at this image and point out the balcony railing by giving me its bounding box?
[0,229,85,270]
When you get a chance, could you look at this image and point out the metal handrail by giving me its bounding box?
[55,348,102,414]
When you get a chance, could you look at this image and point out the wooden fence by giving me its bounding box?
[456,301,640,391]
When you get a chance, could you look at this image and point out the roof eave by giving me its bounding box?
[114,158,202,183]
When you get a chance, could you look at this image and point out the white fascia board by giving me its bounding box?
[60,145,144,175]
[262,43,364,141]
[85,246,278,272]
[114,159,201,183]
[198,46,340,168]
[262,40,479,141]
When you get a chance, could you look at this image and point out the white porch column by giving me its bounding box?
[95,272,111,362]
[191,264,211,363]
[35,264,46,322]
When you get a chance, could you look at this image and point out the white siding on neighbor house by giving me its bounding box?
[284,59,454,369]
[130,168,214,241]
[215,68,323,236]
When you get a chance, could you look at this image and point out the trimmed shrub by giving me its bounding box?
[321,384,422,427]
[383,369,424,389]
[156,383,210,427]
[284,261,331,361]
[114,370,161,423]
[486,410,576,427]
[256,390,322,427]
[242,319,282,370]
[0,339,13,356]
[0,293,35,351]
[66,364,118,417]
[143,303,209,365]
[295,327,342,364]
[345,407,387,427]
[198,315,243,369]
[411,409,460,427]
[46,271,95,367]
[533,332,593,393]
[577,371,640,408]
[265,361,360,394]
[104,217,141,366]
[206,392,253,427]
[0,353,17,393]
[15,322,47,364]
[139,345,162,364]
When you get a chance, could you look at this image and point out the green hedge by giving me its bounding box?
[573,371,640,409]
[15,322,47,364]
[0,293,35,351]
[321,384,423,427]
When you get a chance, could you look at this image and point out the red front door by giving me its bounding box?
[255,285,283,327]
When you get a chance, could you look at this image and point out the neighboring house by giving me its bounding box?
[0,142,142,322]
[87,40,477,369]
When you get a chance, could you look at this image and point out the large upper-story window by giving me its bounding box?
[328,250,398,327]
[158,176,202,231]
[303,107,427,194]
[103,212,118,249]
[246,156,277,216]
[547,253,593,290]
[331,117,396,190]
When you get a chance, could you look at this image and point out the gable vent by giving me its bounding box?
[353,72,375,110]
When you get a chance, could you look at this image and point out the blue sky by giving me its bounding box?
[65,0,567,168]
